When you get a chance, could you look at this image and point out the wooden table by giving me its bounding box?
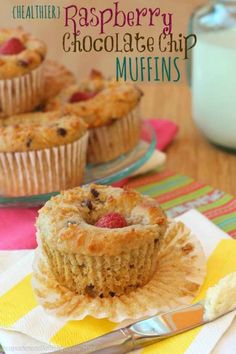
[141,83,236,196]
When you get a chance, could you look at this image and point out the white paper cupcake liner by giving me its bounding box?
[87,106,141,164]
[0,63,44,117]
[0,132,88,196]
[32,220,206,322]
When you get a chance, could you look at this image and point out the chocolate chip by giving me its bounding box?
[91,188,99,198]
[109,291,116,298]
[26,138,32,148]
[18,59,29,68]
[99,293,104,299]
[81,199,93,211]
[85,284,95,297]
[34,103,45,112]
[86,200,93,210]
[57,128,67,137]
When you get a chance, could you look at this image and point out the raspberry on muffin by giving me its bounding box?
[46,70,142,128]
[46,70,143,164]
[95,212,128,228]
[35,184,167,298]
[0,27,47,116]
[0,37,25,55]
[0,27,46,79]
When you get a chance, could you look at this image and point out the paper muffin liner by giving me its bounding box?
[32,220,206,322]
[0,63,44,117]
[41,237,161,298]
[0,132,88,197]
[87,106,141,164]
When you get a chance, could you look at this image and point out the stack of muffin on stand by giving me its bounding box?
[0,28,143,197]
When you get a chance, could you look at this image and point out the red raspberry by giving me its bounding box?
[69,91,97,103]
[0,38,25,55]
[95,213,127,229]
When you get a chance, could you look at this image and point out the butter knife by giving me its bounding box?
[52,301,233,354]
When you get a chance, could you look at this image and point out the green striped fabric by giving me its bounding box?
[126,170,236,238]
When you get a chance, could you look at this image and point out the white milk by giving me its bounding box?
[192,28,236,148]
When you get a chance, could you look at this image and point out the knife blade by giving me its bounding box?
[52,301,204,353]
[51,301,233,354]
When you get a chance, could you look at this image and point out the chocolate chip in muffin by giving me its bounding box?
[99,293,104,299]
[85,284,96,297]
[109,291,116,297]
[57,127,67,137]
[81,200,93,211]
[18,59,29,68]
[26,138,32,148]
[91,188,99,199]
[86,200,93,210]
[34,102,45,112]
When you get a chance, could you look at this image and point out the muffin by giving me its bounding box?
[46,70,143,164]
[42,59,76,102]
[35,184,167,298]
[0,111,88,196]
[0,27,46,116]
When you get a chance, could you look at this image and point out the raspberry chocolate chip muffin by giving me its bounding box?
[0,111,88,196]
[46,70,143,164]
[35,184,167,298]
[0,27,46,116]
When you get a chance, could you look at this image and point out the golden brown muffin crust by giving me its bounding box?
[0,27,46,79]
[43,60,76,101]
[0,111,88,152]
[36,184,167,256]
[45,71,143,128]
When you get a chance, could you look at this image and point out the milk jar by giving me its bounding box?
[191,0,236,149]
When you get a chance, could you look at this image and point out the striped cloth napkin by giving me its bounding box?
[0,210,236,354]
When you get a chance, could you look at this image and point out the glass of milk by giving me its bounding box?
[191,0,236,149]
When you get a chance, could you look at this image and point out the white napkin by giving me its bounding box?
[0,209,235,354]
[131,148,166,177]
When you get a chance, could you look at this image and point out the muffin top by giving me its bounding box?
[36,184,167,256]
[45,70,143,128]
[43,59,76,102]
[0,111,87,152]
[0,27,46,79]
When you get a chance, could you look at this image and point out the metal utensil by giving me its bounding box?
[52,301,234,354]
